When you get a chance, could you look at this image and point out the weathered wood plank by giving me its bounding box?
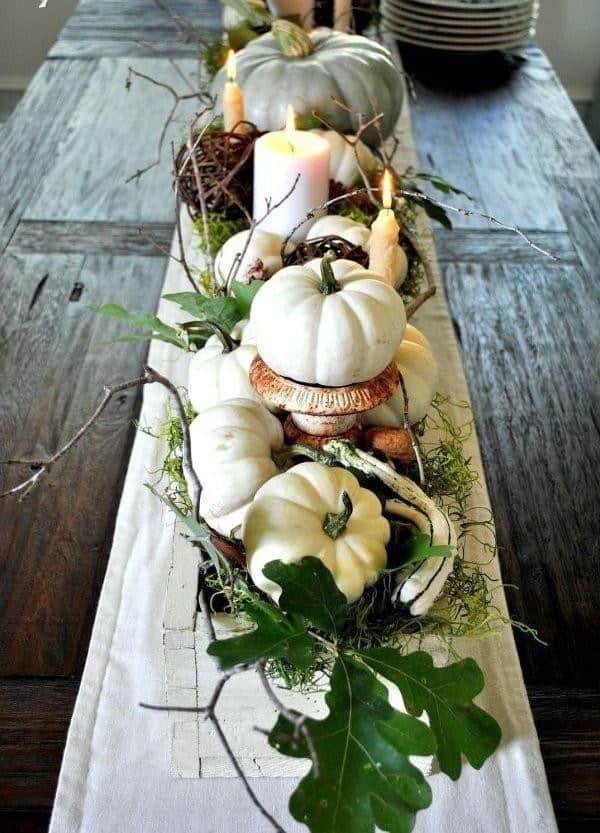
[10,220,173,256]
[23,58,199,225]
[442,259,600,687]
[0,679,79,810]
[50,0,221,58]
[0,252,166,676]
[0,60,95,253]
[433,229,578,263]
[554,176,600,281]
[405,44,599,232]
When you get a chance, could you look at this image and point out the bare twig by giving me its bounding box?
[406,286,436,319]
[397,372,425,486]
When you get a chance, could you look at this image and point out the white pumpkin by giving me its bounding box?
[362,324,438,426]
[188,329,259,413]
[190,398,284,539]
[307,214,370,249]
[214,229,283,288]
[250,257,406,386]
[243,461,390,603]
[311,130,379,187]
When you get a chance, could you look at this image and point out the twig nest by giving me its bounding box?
[307,214,370,249]
[249,256,406,386]
[282,234,369,269]
[174,128,259,218]
[190,397,284,539]
[362,324,439,427]
[311,130,379,187]
[214,228,283,288]
[243,461,390,603]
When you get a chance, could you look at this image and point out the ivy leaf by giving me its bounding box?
[263,557,348,637]
[163,292,241,332]
[93,303,187,349]
[397,533,453,566]
[359,649,502,780]
[407,192,452,230]
[270,655,435,833]
[207,598,315,670]
[410,171,473,201]
[230,279,264,318]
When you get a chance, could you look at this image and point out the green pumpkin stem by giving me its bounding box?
[272,20,314,58]
[323,491,353,540]
[319,254,342,295]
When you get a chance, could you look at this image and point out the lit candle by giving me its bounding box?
[368,170,405,287]
[333,0,351,32]
[223,50,245,133]
[253,104,330,240]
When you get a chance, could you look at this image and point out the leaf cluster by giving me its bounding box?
[208,557,501,833]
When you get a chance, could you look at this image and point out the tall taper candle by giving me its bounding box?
[368,169,405,287]
[253,105,330,240]
[223,50,245,133]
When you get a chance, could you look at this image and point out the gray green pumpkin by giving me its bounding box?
[212,22,404,146]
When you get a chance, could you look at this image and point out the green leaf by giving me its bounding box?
[230,279,264,318]
[207,598,315,670]
[397,533,453,567]
[410,171,473,201]
[262,557,348,637]
[409,193,453,230]
[163,293,241,332]
[359,649,502,779]
[270,655,434,833]
[94,304,187,349]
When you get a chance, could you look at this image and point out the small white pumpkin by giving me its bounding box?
[214,229,283,288]
[188,327,259,413]
[190,398,284,539]
[362,324,438,426]
[307,214,370,249]
[250,257,406,386]
[244,461,390,603]
[311,130,379,187]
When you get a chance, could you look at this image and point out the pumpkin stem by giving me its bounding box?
[319,254,341,295]
[198,320,237,353]
[323,491,353,540]
[272,20,314,58]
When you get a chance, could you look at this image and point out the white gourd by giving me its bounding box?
[324,441,456,617]
[243,461,390,603]
[214,229,283,288]
[362,324,439,426]
[190,398,284,539]
[311,130,378,187]
[250,257,406,386]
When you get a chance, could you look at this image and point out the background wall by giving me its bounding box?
[0,0,598,101]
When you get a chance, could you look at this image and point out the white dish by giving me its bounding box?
[382,6,536,36]
[384,24,533,51]
[387,0,536,22]
[384,2,536,26]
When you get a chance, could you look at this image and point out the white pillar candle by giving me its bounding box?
[333,0,352,32]
[368,170,403,287]
[253,105,330,241]
[267,0,314,30]
[223,50,245,133]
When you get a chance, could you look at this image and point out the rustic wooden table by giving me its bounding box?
[0,1,598,831]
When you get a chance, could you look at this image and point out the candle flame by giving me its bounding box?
[226,49,236,82]
[382,169,394,210]
[285,104,296,140]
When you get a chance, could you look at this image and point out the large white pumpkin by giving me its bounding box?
[244,461,390,603]
[214,229,283,288]
[250,257,406,386]
[190,398,284,538]
[362,324,438,426]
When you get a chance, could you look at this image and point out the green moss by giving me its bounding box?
[336,203,377,225]
[400,256,425,302]
[193,212,248,258]
[201,38,227,80]
[139,401,195,514]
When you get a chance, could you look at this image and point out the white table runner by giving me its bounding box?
[49,97,558,832]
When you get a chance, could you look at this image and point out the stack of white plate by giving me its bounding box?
[381,0,539,52]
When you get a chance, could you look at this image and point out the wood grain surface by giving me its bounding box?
[0,1,598,830]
